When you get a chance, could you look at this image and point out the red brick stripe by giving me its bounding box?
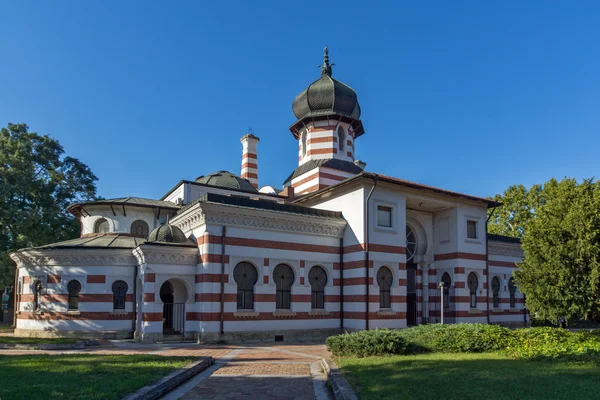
[19,312,133,320]
[142,312,162,322]
[435,252,486,261]
[47,275,61,284]
[489,261,518,268]
[144,274,156,283]
[143,293,155,302]
[86,275,106,284]
[241,162,258,169]
[242,153,257,160]
[195,274,225,283]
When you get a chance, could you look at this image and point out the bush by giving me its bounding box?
[399,324,513,353]
[505,327,600,363]
[326,329,409,357]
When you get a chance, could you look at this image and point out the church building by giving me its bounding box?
[10,49,527,342]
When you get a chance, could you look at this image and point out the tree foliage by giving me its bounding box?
[0,123,98,288]
[487,184,543,238]
[515,178,600,322]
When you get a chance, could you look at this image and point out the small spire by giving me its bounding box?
[319,46,334,77]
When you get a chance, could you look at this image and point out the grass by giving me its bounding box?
[338,352,600,400]
[0,324,14,331]
[0,354,196,399]
[0,336,80,345]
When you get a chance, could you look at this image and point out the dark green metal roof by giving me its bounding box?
[147,224,192,245]
[488,234,521,244]
[21,234,146,250]
[195,171,258,193]
[283,159,363,186]
[292,48,361,122]
[68,197,180,214]
[179,192,343,220]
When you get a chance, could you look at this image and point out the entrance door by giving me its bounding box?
[406,263,417,326]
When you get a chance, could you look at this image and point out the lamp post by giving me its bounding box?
[438,282,445,324]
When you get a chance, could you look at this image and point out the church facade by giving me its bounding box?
[10,49,527,342]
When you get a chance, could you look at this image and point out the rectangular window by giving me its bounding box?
[377,206,392,227]
[467,220,478,239]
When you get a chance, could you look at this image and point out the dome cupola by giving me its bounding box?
[195,171,258,193]
[147,224,188,244]
[290,47,363,137]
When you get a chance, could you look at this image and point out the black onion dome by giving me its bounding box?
[147,224,188,244]
[292,47,361,121]
[195,171,258,193]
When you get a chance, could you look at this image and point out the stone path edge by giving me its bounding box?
[320,358,358,400]
[121,357,214,400]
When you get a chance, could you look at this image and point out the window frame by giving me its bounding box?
[273,264,294,310]
[67,280,81,310]
[112,280,129,310]
[377,266,393,309]
[233,262,258,310]
[376,205,393,228]
[308,266,327,310]
[130,220,149,238]
[491,276,501,308]
[338,126,345,152]
[467,272,479,308]
[441,272,452,310]
[508,277,517,308]
[94,218,110,233]
[466,220,478,240]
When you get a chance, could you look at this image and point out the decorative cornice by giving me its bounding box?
[133,245,198,266]
[171,202,347,238]
[10,249,136,268]
[488,241,524,258]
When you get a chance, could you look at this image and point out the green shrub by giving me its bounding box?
[505,327,600,363]
[398,324,513,353]
[326,329,409,357]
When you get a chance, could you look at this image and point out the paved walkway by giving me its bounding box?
[0,339,333,399]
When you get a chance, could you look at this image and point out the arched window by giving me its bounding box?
[491,277,501,308]
[233,262,258,310]
[130,220,149,238]
[338,126,345,152]
[94,218,109,233]
[301,129,307,157]
[377,267,393,309]
[309,266,327,309]
[273,264,294,310]
[112,280,128,310]
[406,225,417,263]
[508,277,516,308]
[67,280,81,310]
[441,272,452,310]
[33,280,43,311]
[467,272,478,308]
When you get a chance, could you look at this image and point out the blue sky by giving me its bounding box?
[1,1,599,200]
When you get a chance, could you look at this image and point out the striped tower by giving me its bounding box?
[285,47,366,195]
[240,133,259,189]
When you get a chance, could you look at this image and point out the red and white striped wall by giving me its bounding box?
[298,121,355,166]
[291,167,357,194]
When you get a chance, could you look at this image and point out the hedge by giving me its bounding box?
[326,324,600,363]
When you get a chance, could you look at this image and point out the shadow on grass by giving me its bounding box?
[339,353,600,400]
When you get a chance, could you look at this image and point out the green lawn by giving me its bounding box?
[338,353,600,400]
[0,336,79,345]
[0,354,196,399]
[0,324,14,331]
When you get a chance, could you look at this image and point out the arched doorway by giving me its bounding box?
[159,279,187,337]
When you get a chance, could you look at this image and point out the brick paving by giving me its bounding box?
[178,345,331,400]
[180,375,315,400]
[213,362,311,376]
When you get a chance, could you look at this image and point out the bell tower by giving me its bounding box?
[283,48,365,194]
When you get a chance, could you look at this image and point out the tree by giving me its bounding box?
[513,178,600,322]
[487,184,543,239]
[0,123,98,289]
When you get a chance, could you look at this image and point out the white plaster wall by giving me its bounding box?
[80,206,172,235]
